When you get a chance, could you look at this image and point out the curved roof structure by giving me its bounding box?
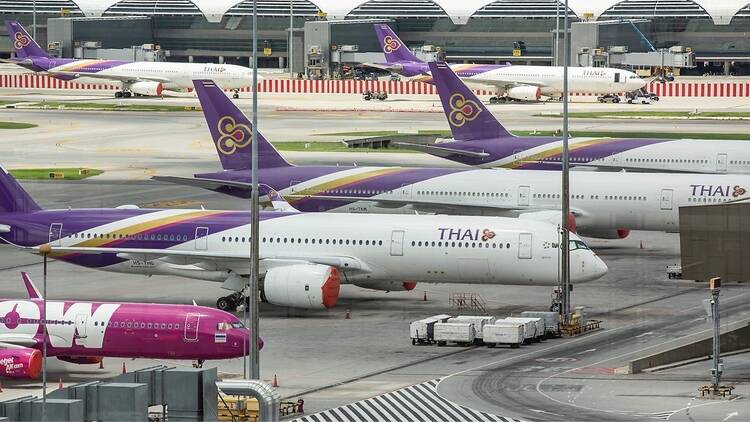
[3,0,750,24]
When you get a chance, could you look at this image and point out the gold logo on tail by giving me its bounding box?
[216,116,252,155]
[14,32,30,49]
[383,36,401,54]
[448,93,482,127]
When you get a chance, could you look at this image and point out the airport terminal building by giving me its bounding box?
[1,0,750,75]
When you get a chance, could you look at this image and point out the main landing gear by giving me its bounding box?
[232,90,240,99]
[192,359,204,368]
[489,96,507,104]
[216,291,250,311]
[114,90,132,98]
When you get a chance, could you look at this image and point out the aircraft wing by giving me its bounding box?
[532,161,717,174]
[393,142,490,158]
[47,70,171,84]
[152,175,253,191]
[464,77,548,89]
[25,245,372,273]
[285,194,525,214]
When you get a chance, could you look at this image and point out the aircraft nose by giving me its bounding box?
[592,255,608,279]
[572,252,608,282]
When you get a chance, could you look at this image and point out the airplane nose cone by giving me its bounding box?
[593,256,608,279]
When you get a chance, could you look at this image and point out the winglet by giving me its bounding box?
[429,61,513,141]
[21,272,42,300]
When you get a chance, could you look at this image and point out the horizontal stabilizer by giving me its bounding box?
[393,142,490,158]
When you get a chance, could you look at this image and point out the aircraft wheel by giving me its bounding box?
[114,91,123,98]
[233,93,239,99]
[123,91,132,98]
[216,296,233,311]
[489,97,498,104]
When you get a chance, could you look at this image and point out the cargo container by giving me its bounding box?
[483,323,524,348]
[434,322,475,346]
[448,315,495,340]
[521,311,561,338]
[501,317,542,343]
[409,314,452,345]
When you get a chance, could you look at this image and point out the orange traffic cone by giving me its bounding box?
[99,359,104,370]
[272,374,279,388]
[122,362,127,374]
[58,378,63,389]
[345,309,351,319]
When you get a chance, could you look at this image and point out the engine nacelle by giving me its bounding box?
[57,356,103,365]
[354,281,417,292]
[262,264,340,309]
[506,85,541,101]
[577,228,630,239]
[0,347,42,379]
[130,81,164,96]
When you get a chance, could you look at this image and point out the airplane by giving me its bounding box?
[0,165,607,312]
[366,24,645,103]
[153,80,750,240]
[3,21,259,99]
[393,61,750,175]
[0,272,255,379]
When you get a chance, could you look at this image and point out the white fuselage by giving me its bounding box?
[49,61,255,90]
[52,211,606,285]
[482,137,750,174]
[465,65,645,96]
[276,168,750,236]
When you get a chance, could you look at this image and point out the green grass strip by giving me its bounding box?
[10,168,104,180]
[0,121,37,129]
[538,111,750,119]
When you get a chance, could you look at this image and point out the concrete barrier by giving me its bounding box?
[621,320,750,374]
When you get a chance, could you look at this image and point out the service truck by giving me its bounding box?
[483,322,524,348]
[434,322,476,346]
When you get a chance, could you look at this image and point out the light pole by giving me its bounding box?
[555,1,560,66]
[32,0,37,40]
[709,278,722,393]
[560,0,571,324]
[249,0,261,381]
[40,243,51,421]
[289,0,294,78]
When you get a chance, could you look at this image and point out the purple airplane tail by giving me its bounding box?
[374,24,421,63]
[4,21,48,59]
[429,61,513,141]
[0,166,41,213]
[193,80,291,171]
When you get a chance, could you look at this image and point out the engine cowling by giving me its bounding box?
[57,356,103,365]
[577,228,630,239]
[0,347,42,379]
[354,281,417,292]
[506,85,542,101]
[130,81,164,96]
[262,264,340,309]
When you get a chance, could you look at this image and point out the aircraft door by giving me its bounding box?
[184,313,200,342]
[518,233,533,259]
[518,186,530,207]
[614,73,621,83]
[194,227,209,250]
[48,223,63,246]
[717,153,728,172]
[390,230,405,256]
[74,313,88,346]
[660,189,674,210]
[399,184,412,200]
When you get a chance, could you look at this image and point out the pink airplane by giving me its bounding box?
[0,272,258,378]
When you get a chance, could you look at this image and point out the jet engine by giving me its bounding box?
[0,347,42,379]
[262,264,340,309]
[506,86,541,101]
[130,81,164,96]
[354,281,417,292]
[57,356,103,365]
[577,229,630,240]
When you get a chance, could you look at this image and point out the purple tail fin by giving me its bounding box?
[0,166,41,213]
[4,21,48,59]
[193,80,290,171]
[429,61,512,141]
[373,24,421,63]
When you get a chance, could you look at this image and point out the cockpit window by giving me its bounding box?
[569,239,590,251]
[231,321,245,329]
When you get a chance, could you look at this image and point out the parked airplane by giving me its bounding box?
[366,24,645,102]
[0,272,254,378]
[0,165,607,312]
[394,62,750,174]
[154,80,750,240]
[3,21,258,98]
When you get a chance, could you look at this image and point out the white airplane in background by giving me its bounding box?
[4,21,259,98]
[371,24,645,102]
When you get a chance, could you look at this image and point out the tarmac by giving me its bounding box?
[0,89,747,421]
